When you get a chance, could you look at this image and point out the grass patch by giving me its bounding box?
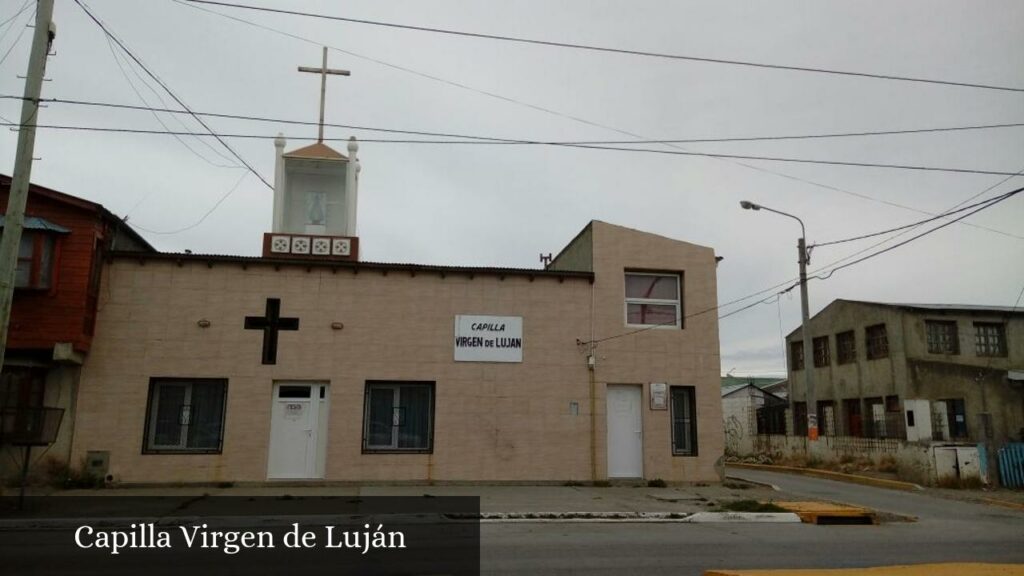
[647,478,667,488]
[718,499,787,513]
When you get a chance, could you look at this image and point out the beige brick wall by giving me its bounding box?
[71,221,722,484]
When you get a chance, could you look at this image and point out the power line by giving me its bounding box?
[584,184,1023,345]
[127,171,250,234]
[100,32,242,169]
[9,94,1023,145]
[5,120,1024,179]
[73,0,272,189]
[172,0,1024,241]
[183,0,1024,94]
[810,186,1024,281]
[813,189,1024,247]
[0,2,33,69]
[8,91,1020,239]
[0,0,32,32]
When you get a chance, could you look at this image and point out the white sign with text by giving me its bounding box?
[454,315,523,363]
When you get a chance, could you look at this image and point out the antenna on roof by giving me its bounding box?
[540,253,552,266]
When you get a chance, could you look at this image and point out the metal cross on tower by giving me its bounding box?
[298,46,351,142]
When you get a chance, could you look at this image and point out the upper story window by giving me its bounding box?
[15,232,56,290]
[789,340,804,371]
[974,322,1007,357]
[812,336,831,367]
[836,330,856,364]
[624,272,681,328]
[865,324,889,360]
[926,320,959,355]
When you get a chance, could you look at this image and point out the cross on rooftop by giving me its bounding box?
[298,46,351,143]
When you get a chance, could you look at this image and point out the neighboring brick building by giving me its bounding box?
[0,175,152,480]
[785,299,1024,445]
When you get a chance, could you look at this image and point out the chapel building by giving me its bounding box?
[66,133,725,484]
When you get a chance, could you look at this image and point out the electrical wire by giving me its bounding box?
[183,0,1024,93]
[0,0,32,30]
[0,2,34,69]
[168,0,1024,241]
[101,32,242,169]
[4,120,1023,179]
[813,188,1024,247]
[73,0,272,189]
[809,186,1023,281]
[6,91,1020,239]
[127,171,250,234]
[579,185,1022,346]
[10,94,1024,145]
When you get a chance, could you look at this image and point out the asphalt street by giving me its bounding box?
[480,469,1024,575]
[1,472,1021,575]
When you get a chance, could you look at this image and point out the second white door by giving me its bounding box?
[606,385,643,478]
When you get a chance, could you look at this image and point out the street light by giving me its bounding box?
[740,200,817,442]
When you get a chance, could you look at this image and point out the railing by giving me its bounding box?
[0,407,65,446]
[998,443,1024,488]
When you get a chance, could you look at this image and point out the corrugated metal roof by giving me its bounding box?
[108,250,595,281]
[844,299,1024,315]
[0,215,71,234]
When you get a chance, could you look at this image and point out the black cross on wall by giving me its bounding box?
[244,298,300,365]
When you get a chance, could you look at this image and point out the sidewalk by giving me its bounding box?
[0,480,796,524]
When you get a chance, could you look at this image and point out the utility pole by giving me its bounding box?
[739,200,816,441]
[0,0,57,373]
[798,237,817,441]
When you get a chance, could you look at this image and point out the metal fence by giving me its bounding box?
[998,443,1024,489]
[0,407,64,446]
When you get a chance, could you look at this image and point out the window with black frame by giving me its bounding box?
[363,381,434,453]
[974,322,1007,357]
[670,386,697,456]
[143,378,227,453]
[926,320,959,355]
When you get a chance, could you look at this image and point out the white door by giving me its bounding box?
[606,385,643,478]
[955,447,981,481]
[268,383,329,479]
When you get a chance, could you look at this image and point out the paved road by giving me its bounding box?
[481,470,1024,575]
[729,467,1024,526]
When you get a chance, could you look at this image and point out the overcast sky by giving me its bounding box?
[1,0,1022,377]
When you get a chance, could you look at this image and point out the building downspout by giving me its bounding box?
[588,280,597,482]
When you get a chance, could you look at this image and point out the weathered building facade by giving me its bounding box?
[0,175,152,480]
[785,299,1024,445]
[69,220,724,484]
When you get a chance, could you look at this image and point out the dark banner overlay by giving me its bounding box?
[0,496,480,576]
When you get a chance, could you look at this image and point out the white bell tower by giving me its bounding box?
[265,48,361,261]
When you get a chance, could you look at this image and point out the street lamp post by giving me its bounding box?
[740,201,817,441]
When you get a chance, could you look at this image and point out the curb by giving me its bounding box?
[704,563,1024,575]
[0,510,809,530]
[728,463,923,492]
[686,512,800,524]
[726,474,780,491]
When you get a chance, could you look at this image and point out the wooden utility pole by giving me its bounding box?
[298,46,350,142]
[0,0,56,373]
